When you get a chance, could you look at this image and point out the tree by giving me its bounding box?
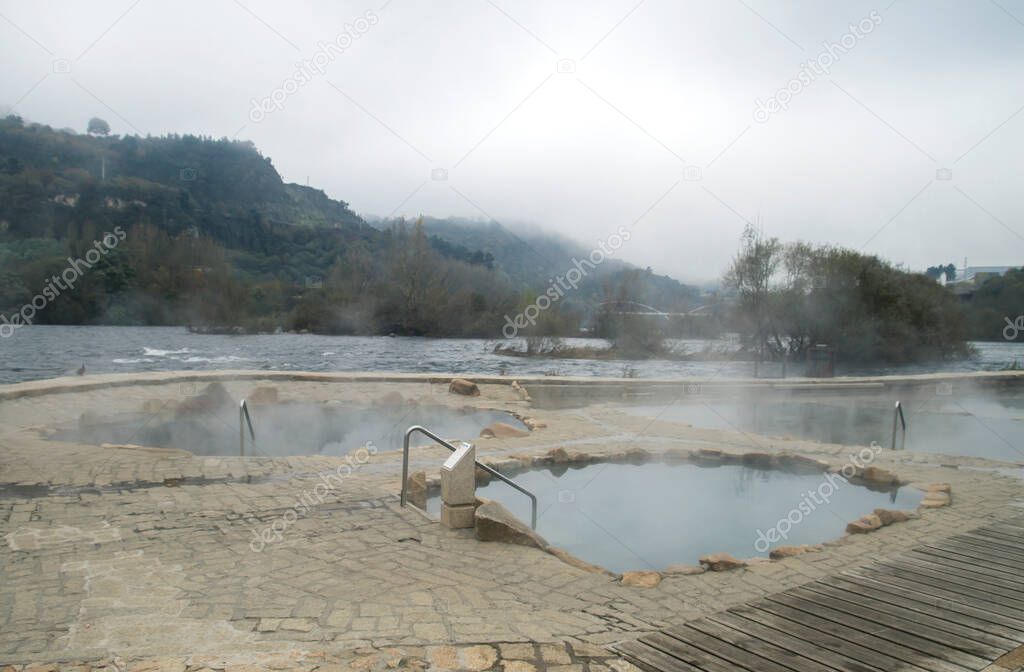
[723,224,783,361]
[724,233,970,365]
[86,117,110,136]
[925,263,956,281]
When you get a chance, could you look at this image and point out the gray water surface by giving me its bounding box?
[428,462,923,573]
[3,325,1024,384]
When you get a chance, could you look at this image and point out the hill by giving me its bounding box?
[0,115,703,337]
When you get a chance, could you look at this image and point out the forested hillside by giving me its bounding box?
[0,115,702,336]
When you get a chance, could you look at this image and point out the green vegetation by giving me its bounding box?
[0,115,701,337]
[964,268,1024,341]
[723,225,971,364]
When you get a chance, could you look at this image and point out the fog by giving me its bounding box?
[2,0,1023,281]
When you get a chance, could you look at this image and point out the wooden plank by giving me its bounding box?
[728,603,935,672]
[642,631,751,672]
[891,555,1024,595]
[949,533,1024,559]
[767,592,990,670]
[990,519,1024,531]
[617,640,703,672]
[661,624,801,672]
[828,573,1024,635]
[927,540,1024,570]
[756,600,972,672]
[957,530,1024,555]
[865,563,1024,612]
[843,567,1024,622]
[912,545,1024,579]
[786,586,1006,659]
[681,618,837,672]
[799,580,1022,650]
[709,610,881,672]
[979,522,1024,539]
[876,556,1024,600]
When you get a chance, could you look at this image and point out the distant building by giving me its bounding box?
[945,264,1018,297]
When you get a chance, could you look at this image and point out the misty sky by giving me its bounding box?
[2,0,1023,282]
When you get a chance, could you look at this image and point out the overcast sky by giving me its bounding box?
[2,0,1023,282]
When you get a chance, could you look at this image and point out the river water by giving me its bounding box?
[1,325,1023,385]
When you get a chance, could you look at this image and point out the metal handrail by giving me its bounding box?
[239,400,255,456]
[400,425,538,529]
[891,400,906,450]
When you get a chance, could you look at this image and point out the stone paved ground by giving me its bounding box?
[1,372,1022,669]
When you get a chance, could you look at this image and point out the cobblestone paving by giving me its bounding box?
[1,373,1022,668]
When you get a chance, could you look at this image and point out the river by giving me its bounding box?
[1,326,1022,385]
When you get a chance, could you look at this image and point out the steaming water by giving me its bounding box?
[3,325,1024,384]
[618,395,1024,462]
[427,462,923,573]
[50,403,527,456]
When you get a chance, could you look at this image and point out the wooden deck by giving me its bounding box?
[617,517,1024,672]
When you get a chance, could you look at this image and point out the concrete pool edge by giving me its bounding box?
[2,367,1023,402]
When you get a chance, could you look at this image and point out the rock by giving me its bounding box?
[778,454,829,473]
[769,544,822,560]
[546,447,570,463]
[920,491,951,508]
[475,500,548,549]
[926,482,951,493]
[874,509,913,526]
[449,378,480,396]
[846,514,883,534]
[548,546,610,574]
[511,380,531,401]
[663,564,706,575]
[620,571,662,588]
[741,452,775,468]
[699,553,746,571]
[480,422,530,438]
[406,470,427,509]
[860,466,898,486]
[247,386,278,404]
[624,447,651,462]
[177,382,232,415]
[521,416,546,430]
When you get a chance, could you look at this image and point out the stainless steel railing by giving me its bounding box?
[400,425,538,529]
[891,400,906,450]
[239,399,255,456]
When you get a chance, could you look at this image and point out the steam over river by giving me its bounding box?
[2,326,1023,385]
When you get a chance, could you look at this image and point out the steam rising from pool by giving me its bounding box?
[53,402,527,457]
[431,462,923,573]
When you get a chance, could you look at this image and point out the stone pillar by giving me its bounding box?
[440,442,476,529]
